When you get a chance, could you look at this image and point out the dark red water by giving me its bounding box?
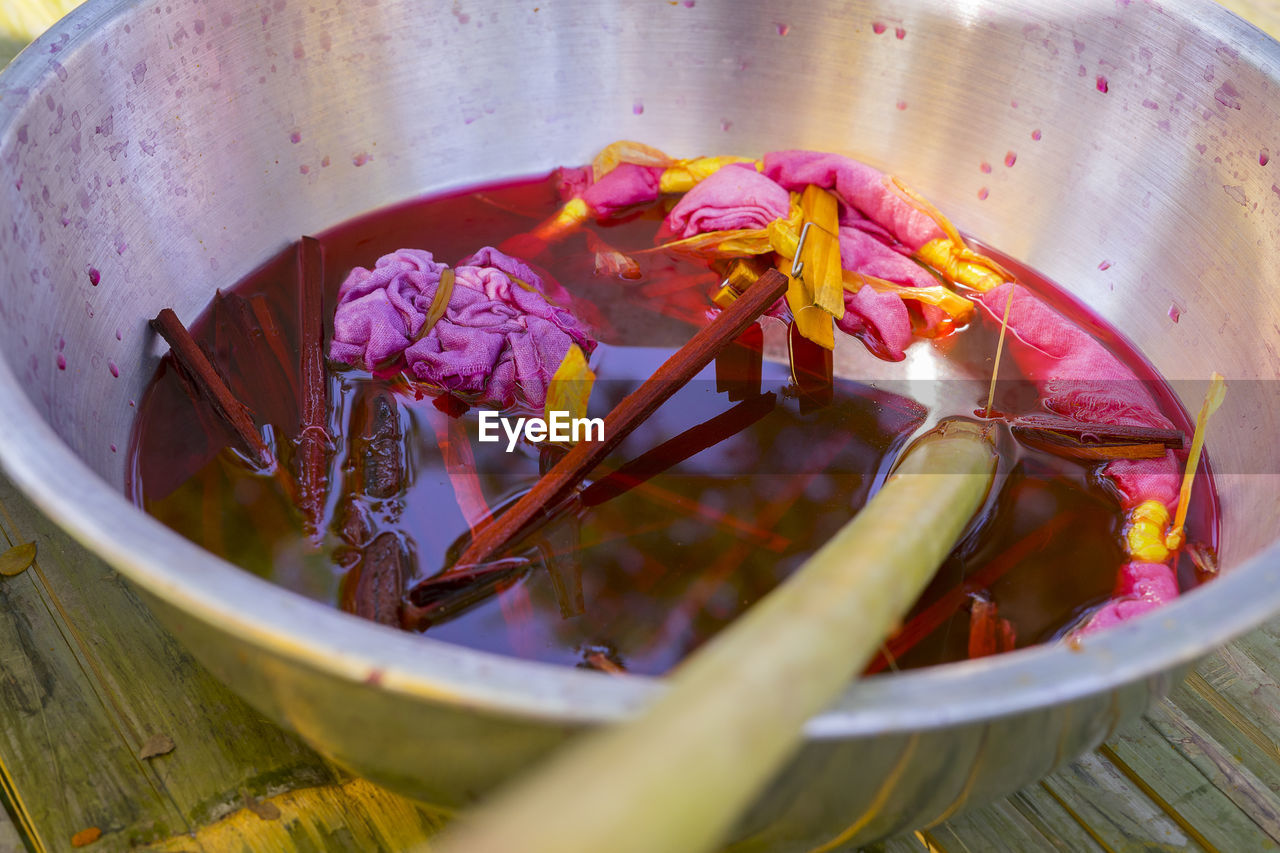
[126,174,1217,676]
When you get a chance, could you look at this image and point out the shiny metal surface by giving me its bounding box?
[1,0,1279,846]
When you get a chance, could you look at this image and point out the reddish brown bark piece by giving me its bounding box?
[788,322,834,411]
[402,558,530,631]
[150,308,274,469]
[349,532,409,627]
[714,323,764,402]
[216,290,299,431]
[967,596,1017,659]
[358,391,404,499]
[71,827,101,847]
[296,235,331,532]
[1009,415,1184,460]
[586,651,626,674]
[338,387,408,623]
[455,268,790,569]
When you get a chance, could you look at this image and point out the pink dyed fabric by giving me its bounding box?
[762,150,947,250]
[978,284,1180,509]
[580,163,665,218]
[329,247,595,410]
[654,153,951,361]
[838,223,950,340]
[554,165,592,201]
[664,163,791,237]
[1075,562,1180,635]
[838,286,913,361]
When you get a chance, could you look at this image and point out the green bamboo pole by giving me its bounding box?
[434,419,997,853]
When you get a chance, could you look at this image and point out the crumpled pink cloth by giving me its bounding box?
[580,163,665,218]
[978,284,1180,510]
[837,285,913,361]
[653,152,955,361]
[1075,562,1179,635]
[664,163,791,237]
[762,150,947,250]
[329,247,595,409]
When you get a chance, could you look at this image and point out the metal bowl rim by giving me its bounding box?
[2,0,1278,738]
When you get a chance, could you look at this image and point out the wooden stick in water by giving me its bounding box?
[150,308,275,469]
[1010,416,1185,460]
[432,419,997,853]
[296,235,331,533]
[338,387,409,628]
[455,268,790,569]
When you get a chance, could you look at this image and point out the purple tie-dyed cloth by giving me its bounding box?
[329,247,595,410]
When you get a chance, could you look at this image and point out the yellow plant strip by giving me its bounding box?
[1127,500,1172,562]
[1166,373,1226,550]
[591,140,674,180]
[782,259,835,350]
[888,176,1011,292]
[841,271,974,324]
[659,156,757,193]
[798,186,846,318]
[985,284,1017,417]
[545,343,596,424]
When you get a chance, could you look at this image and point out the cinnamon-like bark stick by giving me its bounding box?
[455,268,790,568]
[401,558,530,631]
[1009,415,1184,460]
[216,290,298,430]
[150,308,274,469]
[359,391,404,500]
[967,594,1016,659]
[296,235,330,532]
[339,388,409,627]
[351,532,409,626]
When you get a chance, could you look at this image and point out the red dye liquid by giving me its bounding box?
[127,175,1217,675]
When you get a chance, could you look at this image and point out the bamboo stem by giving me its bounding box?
[432,419,997,853]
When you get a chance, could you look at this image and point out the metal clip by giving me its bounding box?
[713,258,768,308]
[790,219,838,279]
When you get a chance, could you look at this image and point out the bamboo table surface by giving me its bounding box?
[4,2,1280,851]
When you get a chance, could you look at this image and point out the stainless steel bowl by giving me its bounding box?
[3,0,1279,846]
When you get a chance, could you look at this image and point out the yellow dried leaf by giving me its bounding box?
[798,186,844,319]
[545,344,596,426]
[658,155,756,193]
[139,733,176,760]
[842,271,974,323]
[1167,372,1227,547]
[591,140,673,181]
[243,792,282,821]
[0,542,35,577]
[71,827,101,847]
